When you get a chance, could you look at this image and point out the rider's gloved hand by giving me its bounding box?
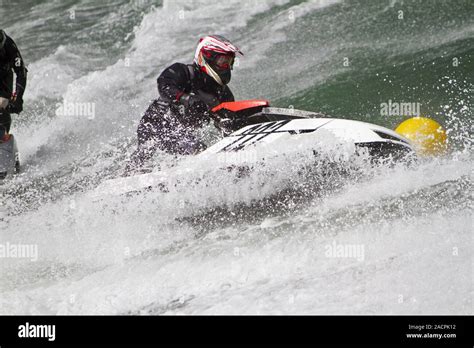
[8,93,23,114]
[180,94,204,108]
[194,90,219,109]
[179,93,208,114]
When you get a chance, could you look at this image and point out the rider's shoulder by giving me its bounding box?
[164,62,188,73]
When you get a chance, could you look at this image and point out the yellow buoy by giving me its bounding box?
[395,117,447,156]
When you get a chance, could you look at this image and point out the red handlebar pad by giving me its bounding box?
[211,100,269,113]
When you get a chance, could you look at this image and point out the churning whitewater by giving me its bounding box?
[0,0,472,314]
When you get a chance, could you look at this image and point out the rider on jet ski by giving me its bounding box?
[0,30,27,139]
[126,35,242,173]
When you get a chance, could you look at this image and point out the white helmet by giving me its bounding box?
[194,35,243,85]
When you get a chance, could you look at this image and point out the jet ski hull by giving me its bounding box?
[202,113,415,160]
[92,105,415,198]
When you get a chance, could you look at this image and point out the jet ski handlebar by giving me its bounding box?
[209,100,270,135]
[209,100,323,135]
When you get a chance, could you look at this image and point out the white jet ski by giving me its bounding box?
[0,131,20,180]
[91,100,414,198]
[203,100,414,159]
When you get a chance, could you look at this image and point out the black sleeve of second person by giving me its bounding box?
[5,36,27,99]
[157,63,191,103]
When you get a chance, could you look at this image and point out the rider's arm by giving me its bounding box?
[5,36,27,99]
[212,87,242,134]
[221,85,235,102]
[157,63,190,103]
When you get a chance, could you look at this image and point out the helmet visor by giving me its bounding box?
[202,49,235,71]
[213,54,234,70]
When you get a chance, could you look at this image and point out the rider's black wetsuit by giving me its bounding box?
[128,62,234,169]
[0,33,27,134]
